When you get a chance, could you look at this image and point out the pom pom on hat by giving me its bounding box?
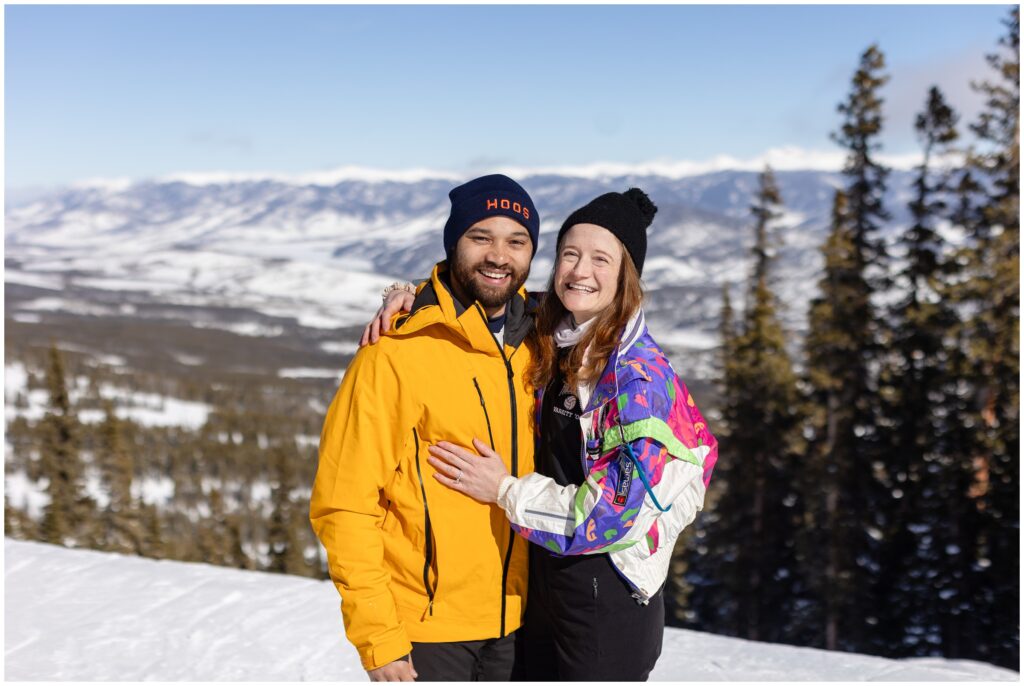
[624,188,658,226]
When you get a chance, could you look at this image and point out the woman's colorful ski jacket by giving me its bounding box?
[496,308,718,601]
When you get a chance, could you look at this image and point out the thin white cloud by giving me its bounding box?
[68,177,136,192]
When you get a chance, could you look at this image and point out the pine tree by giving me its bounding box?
[140,503,166,559]
[680,284,741,633]
[719,283,737,367]
[38,344,90,546]
[958,8,1020,669]
[831,44,892,279]
[938,143,991,662]
[5,501,36,540]
[800,45,894,654]
[684,169,807,644]
[196,488,227,565]
[803,189,868,651]
[194,488,249,569]
[224,510,249,570]
[97,401,141,553]
[267,442,308,575]
[876,86,973,657]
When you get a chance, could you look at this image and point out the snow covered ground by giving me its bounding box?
[4,539,1017,681]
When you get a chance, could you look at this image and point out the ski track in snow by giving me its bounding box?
[4,539,1017,682]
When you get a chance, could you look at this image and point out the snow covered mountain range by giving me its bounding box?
[5,538,1016,681]
[5,168,917,362]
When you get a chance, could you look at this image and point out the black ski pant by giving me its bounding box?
[411,632,517,681]
[513,549,664,681]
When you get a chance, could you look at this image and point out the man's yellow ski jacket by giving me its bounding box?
[311,262,536,670]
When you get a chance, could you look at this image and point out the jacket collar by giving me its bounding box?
[392,261,536,354]
[582,308,650,414]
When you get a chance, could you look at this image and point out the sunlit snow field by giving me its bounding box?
[3,540,1017,681]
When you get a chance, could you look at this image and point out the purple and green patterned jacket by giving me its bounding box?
[496,308,718,602]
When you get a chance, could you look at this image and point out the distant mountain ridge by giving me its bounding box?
[5,168,917,359]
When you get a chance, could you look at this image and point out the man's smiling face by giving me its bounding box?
[449,216,532,316]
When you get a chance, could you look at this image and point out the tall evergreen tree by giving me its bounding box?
[677,284,740,631]
[196,488,247,568]
[96,401,141,553]
[803,188,876,651]
[719,283,737,364]
[267,442,308,575]
[831,44,892,279]
[224,509,249,570]
[876,86,975,657]
[685,169,807,644]
[802,44,892,654]
[944,149,989,660]
[38,344,90,546]
[5,501,36,540]
[958,8,1020,669]
[140,503,166,560]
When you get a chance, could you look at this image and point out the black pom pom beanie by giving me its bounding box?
[556,188,658,276]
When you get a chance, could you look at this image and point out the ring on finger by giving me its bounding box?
[455,469,463,485]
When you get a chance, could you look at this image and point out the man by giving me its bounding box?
[310,174,540,681]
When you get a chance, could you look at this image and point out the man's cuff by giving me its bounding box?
[362,635,414,671]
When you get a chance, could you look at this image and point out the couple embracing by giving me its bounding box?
[310,174,718,682]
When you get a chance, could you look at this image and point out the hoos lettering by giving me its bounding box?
[485,197,531,220]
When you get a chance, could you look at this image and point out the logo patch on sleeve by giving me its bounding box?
[614,454,633,506]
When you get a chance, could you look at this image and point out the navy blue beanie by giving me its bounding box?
[443,174,540,258]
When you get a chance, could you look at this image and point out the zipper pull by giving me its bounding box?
[593,577,598,599]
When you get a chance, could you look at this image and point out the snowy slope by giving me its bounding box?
[4,539,1016,681]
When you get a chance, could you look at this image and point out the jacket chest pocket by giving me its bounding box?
[420,378,505,449]
[472,377,497,449]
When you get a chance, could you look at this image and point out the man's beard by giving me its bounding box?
[450,252,529,309]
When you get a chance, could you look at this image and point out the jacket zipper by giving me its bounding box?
[472,378,496,448]
[412,428,436,615]
[584,401,609,475]
[580,421,589,484]
[475,304,519,638]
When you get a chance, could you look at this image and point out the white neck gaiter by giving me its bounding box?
[552,313,595,349]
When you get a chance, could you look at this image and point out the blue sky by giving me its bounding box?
[4,4,1014,188]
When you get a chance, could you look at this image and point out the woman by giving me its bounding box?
[425,188,718,681]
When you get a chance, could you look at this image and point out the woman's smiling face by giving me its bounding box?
[553,223,624,325]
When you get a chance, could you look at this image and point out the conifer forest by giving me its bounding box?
[4,8,1019,672]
